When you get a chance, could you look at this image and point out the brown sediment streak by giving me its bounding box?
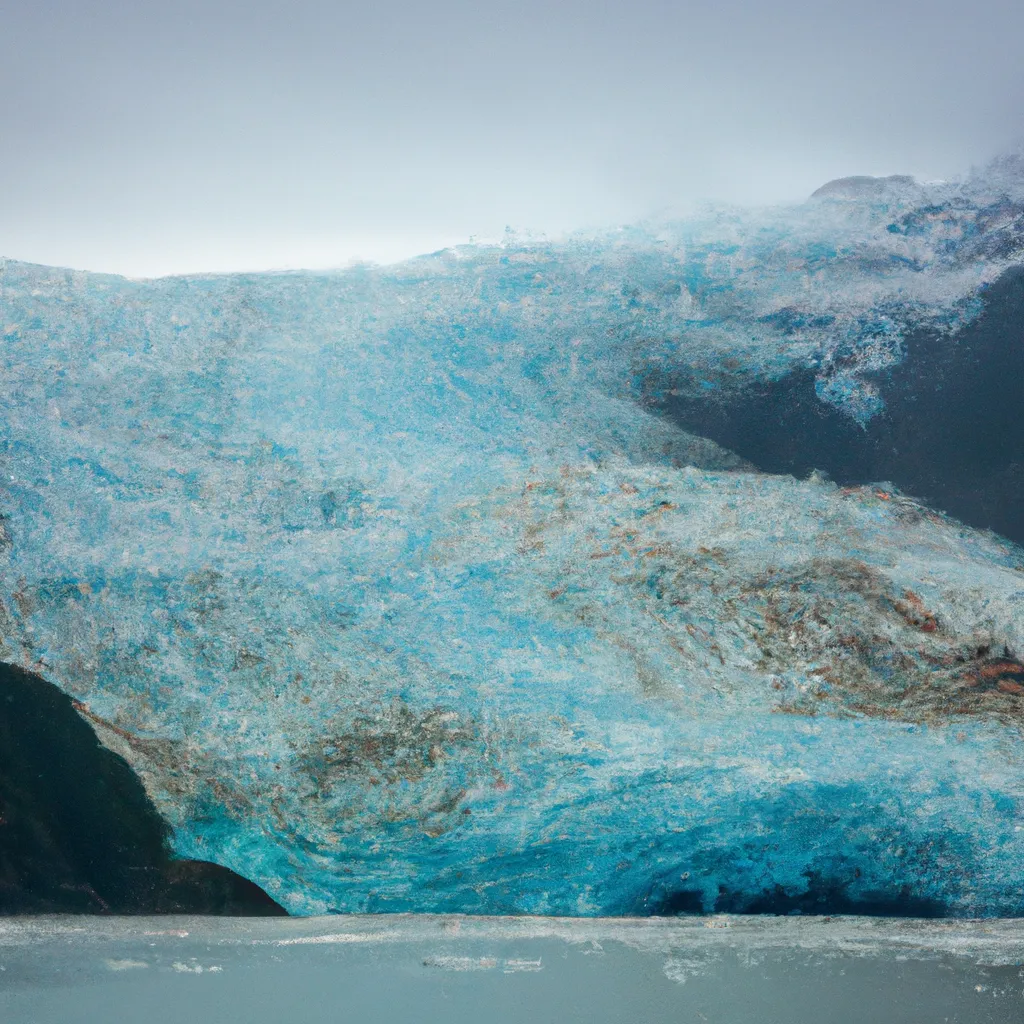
[71,698,145,747]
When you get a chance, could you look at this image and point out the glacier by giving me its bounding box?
[1,157,1024,916]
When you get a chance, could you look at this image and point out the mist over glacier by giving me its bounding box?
[2,157,1024,916]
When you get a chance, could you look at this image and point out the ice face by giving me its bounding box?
[1,159,1024,916]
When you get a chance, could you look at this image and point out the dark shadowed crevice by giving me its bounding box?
[711,875,947,918]
[657,266,1024,545]
[0,661,286,915]
[641,875,947,919]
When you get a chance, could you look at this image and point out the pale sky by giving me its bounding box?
[2,0,1023,276]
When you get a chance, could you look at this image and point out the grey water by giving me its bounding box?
[2,915,1023,1024]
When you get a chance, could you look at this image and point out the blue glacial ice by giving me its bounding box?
[1,158,1024,915]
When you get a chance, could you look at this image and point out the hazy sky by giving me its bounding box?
[3,0,1023,276]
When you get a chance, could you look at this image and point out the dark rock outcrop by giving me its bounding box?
[0,661,286,915]
[659,266,1024,545]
